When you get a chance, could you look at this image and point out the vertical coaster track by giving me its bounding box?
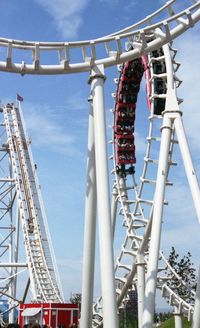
[0,103,63,313]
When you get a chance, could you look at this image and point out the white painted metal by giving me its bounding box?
[174,115,200,224]
[0,263,27,267]
[13,208,20,300]
[90,65,118,328]
[0,0,199,325]
[0,2,198,74]
[96,30,198,327]
[192,266,200,328]
[80,98,97,328]
[174,307,183,328]
[93,45,181,326]
[111,184,118,236]
[142,114,173,328]
[18,101,64,300]
[0,124,20,317]
[174,315,183,328]
[8,161,15,324]
[142,41,174,327]
[137,253,145,328]
[91,38,197,326]
[2,103,63,303]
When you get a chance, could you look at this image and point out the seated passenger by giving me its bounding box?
[154,78,166,95]
[153,62,166,74]
[154,98,165,115]
[126,106,135,119]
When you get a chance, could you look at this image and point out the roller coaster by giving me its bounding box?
[0,1,199,328]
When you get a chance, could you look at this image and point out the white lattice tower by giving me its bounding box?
[0,103,64,322]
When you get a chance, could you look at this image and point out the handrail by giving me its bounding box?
[0,2,198,74]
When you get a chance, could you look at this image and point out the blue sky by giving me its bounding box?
[0,0,199,306]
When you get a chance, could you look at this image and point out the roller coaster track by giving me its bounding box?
[1,103,63,305]
[0,1,198,74]
[91,41,196,326]
[0,1,199,327]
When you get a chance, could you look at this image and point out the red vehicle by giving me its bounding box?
[114,57,145,168]
[19,303,79,328]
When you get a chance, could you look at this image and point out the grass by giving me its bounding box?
[119,315,191,327]
[158,316,191,328]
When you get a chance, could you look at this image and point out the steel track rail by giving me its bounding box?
[17,103,64,301]
[0,2,199,74]
[92,42,195,326]
[3,104,63,303]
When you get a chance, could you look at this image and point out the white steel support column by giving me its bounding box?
[13,207,20,298]
[90,64,118,328]
[174,115,200,224]
[137,253,145,328]
[111,185,118,237]
[142,114,173,328]
[174,308,183,328]
[192,266,200,328]
[174,315,183,328]
[8,161,14,323]
[80,97,97,328]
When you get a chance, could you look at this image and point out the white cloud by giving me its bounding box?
[64,91,88,111]
[99,0,137,13]
[34,0,90,39]
[23,103,79,156]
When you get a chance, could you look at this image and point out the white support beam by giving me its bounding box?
[0,2,199,74]
[80,97,97,328]
[142,114,173,328]
[0,263,27,267]
[90,65,118,328]
[174,115,200,224]
[137,253,145,328]
[192,266,200,328]
[174,307,183,328]
[111,184,118,237]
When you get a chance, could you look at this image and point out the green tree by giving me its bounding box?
[166,247,196,303]
[70,293,82,313]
